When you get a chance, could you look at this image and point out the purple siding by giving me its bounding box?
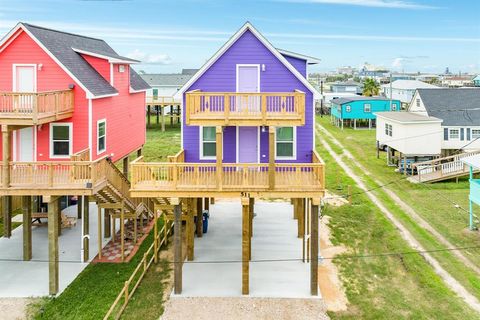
[282,55,307,78]
[183,29,314,163]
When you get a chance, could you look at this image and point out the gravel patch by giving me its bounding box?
[0,298,32,320]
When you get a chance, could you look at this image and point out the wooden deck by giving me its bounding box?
[185,90,305,126]
[0,90,74,126]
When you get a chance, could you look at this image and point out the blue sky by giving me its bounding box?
[0,0,479,74]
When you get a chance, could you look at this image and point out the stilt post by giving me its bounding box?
[310,198,319,296]
[173,198,182,294]
[77,195,82,219]
[187,199,194,261]
[48,197,59,295]
[83,196,90,262]
[241,196,250,295]
[97,206,102,259]
[196,198,203,237]
[269,126,275,189]
[22,196,32,261]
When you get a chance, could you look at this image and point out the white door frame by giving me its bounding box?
[236,126,261,164]
[235,64,260,92]
[12,64,37,92]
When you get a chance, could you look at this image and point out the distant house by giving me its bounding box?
[473,75,480,87]
[330,81,362,94]
[382,80,438,107]
[389,73,415,81]
[330,96,400,129]
[441,76,473,87]
[141,68,198,102]
[376,88,480,166]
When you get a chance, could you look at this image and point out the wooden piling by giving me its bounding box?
[310,198,319,296]
[196,198,203,237]
[173,198,182,294]
[241,196,250,295]
[22,196,32,261]
[83,196,89,262]
[48,197,59,295]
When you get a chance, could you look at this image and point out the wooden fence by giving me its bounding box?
[104,213,174,320]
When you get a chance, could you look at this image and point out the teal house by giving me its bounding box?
[330,96,400,130]
[473,75,480,87]
[462,154,480,230]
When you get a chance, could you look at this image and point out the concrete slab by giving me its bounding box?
[178,199,320,299]
[0,201,116,297]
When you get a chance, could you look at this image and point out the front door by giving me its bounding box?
[16,127,34,161]
[14,65,35,161]
[238,127,258,163]
[237,65,260,112]
[15,65,35,92]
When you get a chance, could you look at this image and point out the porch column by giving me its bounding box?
[310,198,319,296]
[196,198,203,237]
[170,106,174,126]
[77,195,82,219]
[22,196,32,261]
[104,209,111,238]
[172,198,182,294]
[147,105,151,128]
[48,197,59,295]
[186,199,194,261]
[161,106,165,132]
[2,196,12,238]
[298,198,305,238]
[123,157,129,177]
[269,126,275,189]
[97,206,102,259]
[354,119,357,130]
[216,126,223,189]
[2,125,12,238]
[241,196,250,295]
[83,196,89,262]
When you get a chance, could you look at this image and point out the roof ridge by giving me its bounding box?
[22,22,106,43]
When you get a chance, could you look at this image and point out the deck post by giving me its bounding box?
[161,106,165,132]
[83,196,89,262]
[204,197,210,212]
[172,198,182,294]
[147,105,151,128]
[104,209,111,238]
[310,198,319,296]
[298,198,305,238]
[56,199,61,237]
[98,206,102,259]
[48,197,59,295]
[249,197,254,239]
[22,196,32,261]
[469,166,474,230]
[369,119,372,129]
[196,198,203,237]
[354,119,356,130]
[77,195,82,219]
[241,196,250,295]
[216,126,223,189]
[2,196,12,238]
[123,157,129,177]
[2,125,11,238]
[170,106,174,126]
[120,201,125,262]
[269,126,275,189]
[156,106,160,125]
[187,199,194,261]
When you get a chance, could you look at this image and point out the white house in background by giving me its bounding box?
[382,80,437,107]
[141,69,197,101]
[330,81,363,94]
[441,76,473,87]
[376,88,480,165]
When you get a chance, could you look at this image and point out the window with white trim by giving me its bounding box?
[97,120,106,154]
[276,127,295,159]
[345,105,351,112]
[201,126,216,159]
[118,65,125,73]
[472,129,480,139]
[449,129,460,139]
[364,103,371,112]
[391,103,397,111]
[50,123,72,158]
[416,98,420,108]
[385,123,392,137]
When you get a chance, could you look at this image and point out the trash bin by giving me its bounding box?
[202,210,209,233]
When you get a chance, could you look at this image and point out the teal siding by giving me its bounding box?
[331,99,400,120]
[471,179,480,205]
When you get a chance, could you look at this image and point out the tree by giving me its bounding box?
[363,78,380,96]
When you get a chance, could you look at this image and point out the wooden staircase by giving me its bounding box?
[409,150,480,183]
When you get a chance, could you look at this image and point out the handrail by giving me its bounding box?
[412,150,480,168]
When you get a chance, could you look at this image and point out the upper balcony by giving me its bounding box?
[185,90,305,126]
[0,90,74,126]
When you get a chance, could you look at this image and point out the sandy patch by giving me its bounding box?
[0,298,35,320]
[323,191,348,207]
[318,215,349,312]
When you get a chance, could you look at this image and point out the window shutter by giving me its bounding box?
[444,128,448,141]
[460,128,465,140]
[467,128,471,140]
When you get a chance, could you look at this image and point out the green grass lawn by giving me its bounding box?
[316,131,478,319]
[33,126,181,320]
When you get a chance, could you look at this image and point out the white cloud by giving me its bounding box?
[127,49,172,65]
[277,0,437,9]
[392,57,404,68]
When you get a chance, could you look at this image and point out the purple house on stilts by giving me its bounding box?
[130,22,326,296]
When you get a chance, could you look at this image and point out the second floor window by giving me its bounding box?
[201,126,216,159]
[276,127,295,159]
[97,120,106,154]
[345,105,351,112]
[416,98,421,108]
[472,129,480,139]
[391,103,397,111]
[50,123,72,158]
[449,129,460,139]
[153,88,158,100]
[364,104,371,112]
[385,123,392,137]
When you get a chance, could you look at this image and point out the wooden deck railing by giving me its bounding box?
[0,90,74,124]
[70,148,90,161]
[185,90,306,126]
[146,96,181,106]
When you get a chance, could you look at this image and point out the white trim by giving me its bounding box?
[49,122,73,159]
[180,96,184,150]
[129,87,148,94]
[12,130,17,162]
[0,25,22,54]
[96,119,107,155]
[235,64,260,92]
[12,64,37,92]
[71,48,139,64]
[274,126,297,160]
[312,96,315,149]
[88,99,93,160]
[110,63,114,86]
[175,22,321,99]
[276,48,321,64]
[33,125,37,162]
[236,126,260,163]
[199,126,217,160]
[90,93,119,99]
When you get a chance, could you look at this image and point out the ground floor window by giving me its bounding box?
[385,123,392,137]
[50,123,72,158]
[200,126,216,159]
[97,119,106,154]
[472,129,480,139]
[449,129,460,139]
[276,127,295,159]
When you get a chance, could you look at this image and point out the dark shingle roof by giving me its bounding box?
[331,81,362,87]
[21,23,147,96]
[418,88,480,126]
[331,96,392,105]
[130,68,151,91]
[140,73,194,87]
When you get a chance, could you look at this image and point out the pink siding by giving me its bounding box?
[82,54,111,83]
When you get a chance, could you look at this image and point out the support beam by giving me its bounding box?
[77,195,82,219]
[83,196,89,262]
[120,201,125,262]
[170,106,174,126]
[22,196,32,261]
[173,198,182,294]
[269,126,275,189]
[310,198,319,296]
[161,106,165,132]
[156,106,160,125]
[196,198,203,237]
[216,126,223,189]
[48,197,59,295]
[241,196,250,295]
[186,199,194,261]
[293,198,298,220]
[2,125,10,188]
[298,198,305,238]
[104,209,111,238]
[147,105,151,128]
[97,206,102,259]
[56,199,61,237]
[2,196,12,238]
[123,157,129,177]
[204,197,209,212]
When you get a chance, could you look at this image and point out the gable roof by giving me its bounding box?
[331,96,394,105]
[140,73,194,87]
[375,111,442,124]
[331,81,362,87]
[418,88,480,126]
[276,48,321,65]
[130,67,151,91]
[381,79,438,90]
[176,22,321,99]
[0,22,148,98]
